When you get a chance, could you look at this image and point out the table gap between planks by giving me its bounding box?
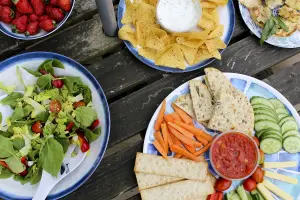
[0,0,300,199]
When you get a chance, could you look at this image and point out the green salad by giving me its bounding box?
[0,59,101,185]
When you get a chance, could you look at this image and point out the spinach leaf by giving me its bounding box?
[0,112,2,124]
[5,155,26,174]
[52,59,65,69]
[84,127,101,143]
[260,17,275,45]
[74,106,97,127]
[0,166,13,179]
[37,74,53,90]
[28,149,39,161]
[23,104,33,117]
[0,130,12,138]
[64,77,83,94]
[35,111,49,122]
[81,86,92,104]
[22,67,42,77]
[38,60,54,74]
[40,138,64,176]
[0,135,15,158]
[25,164,42,185]
[56,138,70,153]
[13,174,30,185]
[13,137,25,150]
[0,92,23,108]
[67,113,80,128]
[11,107,25,122]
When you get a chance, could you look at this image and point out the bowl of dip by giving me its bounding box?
[210,131,260,180]
[156,0,202,33]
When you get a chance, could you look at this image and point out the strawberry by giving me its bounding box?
[50,7,63,22]
[13,0,33,14]
[15,10,22,18]
[38,14,50,21]
[29,13,38,21]
[26,21,38,35]
[45,4,51,15]
[57,0,70,12]
[0,0,12,6]
[31,0,45,15]
[49,0,57,6]
[0,6,3,21]
[39,18,55,32]
[12,15,28,33]
[1,6,14,23]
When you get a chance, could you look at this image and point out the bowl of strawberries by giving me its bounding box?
[0,0,75,40]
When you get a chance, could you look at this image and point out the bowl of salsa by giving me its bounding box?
[210,131,260,180]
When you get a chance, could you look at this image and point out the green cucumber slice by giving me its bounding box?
[276,108,289,115]
[260,134,282,142]
[254,114,277,123]
[260,138,282,154]
[256,129,274,138]
[279,116,296,127]
[283,136,300,153]
[251,97,275,110]
[278,114,289,122]
[283,130,300,139]
[255,120,281,132]
[254,109,277,120]
[252,104,275,111]
[269,98,285,109]
[260,130,282,138]
[281,120,299,134]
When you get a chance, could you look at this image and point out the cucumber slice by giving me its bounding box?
[283,130,300,139]
[252,104,275,111]
[276,108,289,115]
[255,120,281,132]
[283,136,300,153]
[278,114,289,122]
[281,120,299,134]
[254,109,277,120]
[260,130,282,138]
[256,129,274,138]
[254,114,277,123]
[261,134,282,142]
[269,98,285,109]
[254,108,277,116]
[251,97,275,110]
[260,138,282,154]
[279,116,296,127]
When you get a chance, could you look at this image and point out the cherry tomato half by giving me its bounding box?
[89,119,100,130]
[39,69,48,75]
[52,78,64,88]
[65,122,75,132]
[207,192,223,200]
[78,132,90,153]
[32,121,43,133]
[19,169,28,176]
[0,161,9,169]
[215,178,232,192]
[50,100,61,113]
[243,178,257,191]
[21,157,28,167]
[251,166,264,183]
[73,101,86,109]
[252,136,259,147]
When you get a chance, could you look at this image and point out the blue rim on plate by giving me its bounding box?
[117,0,236,73]
[0,0,76,40]
[0,52,111,200]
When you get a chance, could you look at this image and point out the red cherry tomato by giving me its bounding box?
[21,157,28,167]
[52,78,64,88]
[32,121,43,133]
[0,161,9,169]
[78,133,90,153]
[251,166,264,183]
[73,101,86,109]
[50,100,61,113]
[207,192,223,200]
[259,149,265,164]
[252,136,260,147]
[39,69,48,75]
[215,178,232,192]
[19,169,28,176]
[65,122,74,132]
[89,119,100,130]
[243,178,257,191]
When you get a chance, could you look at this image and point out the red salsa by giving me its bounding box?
[211,132,258,179]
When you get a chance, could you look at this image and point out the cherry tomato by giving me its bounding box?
[89,119,100,130]
[252,136,259,147]
[65,122,74,132]
[50,100,61,113]
[21,157,28,167]
[73,101,86,109]
[52,78,64,88]
[0,161,9,169]
[259,149,265,164]
[207,192,223,200]
[19,169,28,176]
[215,178,232,192]
[78,132,90,153]
[251,166,264,183]
[39,69,48,75]
[243,178,257,191]
[32,121,43,133]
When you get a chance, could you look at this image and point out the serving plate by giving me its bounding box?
[0,52,110,200]
[144,73,300,198]
[117,0,235,73]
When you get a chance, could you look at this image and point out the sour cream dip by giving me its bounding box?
[156,0,202,33]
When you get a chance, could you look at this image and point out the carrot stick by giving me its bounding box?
[171,145,199,161]
[161,123,170,153]
[173,120,213,141]
[168,125,203,148]
[170,112,184,122]
[174,153,182,158]
[172,103,193,124]
[154,99,166,131]
[164,114,174,123]
[183,143,196,153]
[154,131,166,151]
[194,140,213,156]
[168,122,194,138]
[153,140,168,159]
[195,135,209,145]
[168,128,182,147]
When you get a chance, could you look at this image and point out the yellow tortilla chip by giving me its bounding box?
[176,37,205,48]
[211,8,220,25]
[152,28,170,45]
[202,11,215,21]
[172,29,210,40]
[180,45,198,65]
[193,49,214,64]
[208,25,224,39]
[144,0,158,6]
[138,48,157,60]
[201,1,218,8]
[155,44,186,69]
[136,20,159,46]
[169,35,177,44]
[118,30,137,48]
[119,24,135,34]
[207,0,228,6]
[136,2,156,24]
[211,50,221,60]
[205,38,227,53]
[198,16,216,30]
[145,31,165,51]
[121,0,139,24]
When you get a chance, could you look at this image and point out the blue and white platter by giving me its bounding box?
[117,0,236,73]
[144,73,300,199]
[0,52,110,200]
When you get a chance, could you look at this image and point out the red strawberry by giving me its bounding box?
[38,14,50,21]
[12,15,28,33]
[15,10,22,18]
[31,0,45,15]
[49,0,57,6]
[57,0,70,12]
[1,6,14,23]
[0,6,3,21]
[45,5,52,15]
[50,7,63,22]
[26,21,38,35]
[29,13,38,21]
[0,0,12,6]
[39,19,55,32]
[13,0,33,14]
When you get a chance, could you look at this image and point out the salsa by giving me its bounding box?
[210,132,259,179]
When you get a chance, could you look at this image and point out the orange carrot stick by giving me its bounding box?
[194,140,213,156]
[171,145,199,161]
[172,103,193,124]
[168,126,203,148]
[164,114,174,123]
[195,135,209,145]
[170,112,184,122]
[173,120,213,141]
[174,153,182,158]
[154,99,166,131]
[161,123,170,153]
[154,131,166,150]
[183,143,196,153]
[153,140,168,159]
[168,128,182,147]
[168,122,194,138]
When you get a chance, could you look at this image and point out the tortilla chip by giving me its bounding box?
[198,16,216,30]
[208,25,224,39]
[155,44,186,69]
[207,0,228,6]
[176,37,205,48]
[172,30,210,40]
[145,0,158,6]
[145,31,165,51]
[174,94,196,118]
[180,45,198,65]
[119,24,135,34]
[201,1,218,8]
[136,21,159,46]
[138,48,158,60]
[211,50,221,60]
[193,49,214,64]
[205,38,227,53]
[118,28,137,47]
[136,2,156,23]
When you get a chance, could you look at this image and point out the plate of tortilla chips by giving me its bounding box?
[117,0,235,72]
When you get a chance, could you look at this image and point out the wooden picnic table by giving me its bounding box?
[1,0,300,199]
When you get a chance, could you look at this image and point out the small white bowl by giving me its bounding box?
[156,0,202,33]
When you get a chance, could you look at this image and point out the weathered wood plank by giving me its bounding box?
[127,194,141,200]
[231,0,249,40]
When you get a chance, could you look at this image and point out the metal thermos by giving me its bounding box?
[95,0,118,36]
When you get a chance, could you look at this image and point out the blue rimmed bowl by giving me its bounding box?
[0,52,110,199]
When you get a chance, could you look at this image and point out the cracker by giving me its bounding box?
[136,173,183,190]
